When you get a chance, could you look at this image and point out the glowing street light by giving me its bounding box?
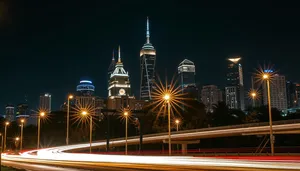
[20,119,25,151]
[164,92,172,156]
[175,119,180,152]
[249,89,259,108]
[66,94,73,145]
[175,119,180,132]
[262,72,274,156]
[37,112,46,149]
[124,111,129,155]
[81,110,92,153]
[151,76,187,156]
[4,122,9,152]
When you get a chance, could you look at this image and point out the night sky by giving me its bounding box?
[1,1,300,112]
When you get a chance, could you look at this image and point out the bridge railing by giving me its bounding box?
[93,119,300,143]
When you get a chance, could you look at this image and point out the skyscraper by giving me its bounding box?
[178,59,196,87]
[5,104,14,122]
[178,59,198,100]
[108,46,134,109]
[295,84,300,107]
[286,81,297,108]
[108,50,116,91]
[140,17,156,101]
[76,80,95,96]
[201,85,223,112]
[39,93,52,112]
[262,73,287,111]
[225,57,245,110]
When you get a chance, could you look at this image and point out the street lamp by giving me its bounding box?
[0,133,3,166]
[175,119,180,132]
[124,111,129,155]
[4,122,9,152]
[81,111,92,153]
[66,94,73,145]
[15,137,20,152]
[163,93,172,156]
[37,112,45,149]
[262,73,274,156]
[175,119,180,152]
[20,119,25,151]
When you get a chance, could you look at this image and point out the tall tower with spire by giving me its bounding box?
[108,46,131,98]
[107,50,116,95]
[140,17,156,101]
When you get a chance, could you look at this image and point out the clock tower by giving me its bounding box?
[108,46,131,98]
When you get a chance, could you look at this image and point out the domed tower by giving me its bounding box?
[140,17,156,101]
[76,79,95,96]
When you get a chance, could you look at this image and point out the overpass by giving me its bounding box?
[54,119,300,152]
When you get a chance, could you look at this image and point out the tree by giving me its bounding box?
[209,102,245,126]
[181,100,206,129]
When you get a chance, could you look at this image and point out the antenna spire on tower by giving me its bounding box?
[118,45,121,63]
[146,17,150,43]
[112,49,115,61]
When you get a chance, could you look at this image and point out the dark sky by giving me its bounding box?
[1,0,300,112]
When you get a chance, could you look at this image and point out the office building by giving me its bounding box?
[262,74,287,111]
[140,17,156,101]
[76,80,95,96]
[5,104,14,122]
[225,57,245,110]
[16,103,30,118]
[201,85,223,112]
[178,59,197,100]
[295,83,300,107]
[178,59,196,87]
[286,81,297,108]
[39,93,52,113]
[107,46,134,109]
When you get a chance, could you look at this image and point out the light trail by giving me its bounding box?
[2,121,300,170]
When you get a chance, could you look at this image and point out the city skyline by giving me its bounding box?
[1,1,300,111]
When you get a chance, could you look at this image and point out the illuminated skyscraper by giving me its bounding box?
[76,80,95,96]
[5,104,14,122]
[108,46,131,98]
[262,73,287,111]
[178,59,198,100]
[39,93,52,113]
[108,46,134,109]
[225,57,245,110]
[201,85,223,112]
[178,59,196,87]
[140,17,156,101]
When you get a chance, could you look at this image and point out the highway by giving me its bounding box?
[2,120,300,170]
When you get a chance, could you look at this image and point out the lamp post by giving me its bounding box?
[15,137,20,152]
[66,95,73,145]
[124,111,129,155]
[20,119,25,151]
[0,133,3,166]
[37,112,45,149]
[251,92,257,107]
[81,111,92,153]
[263,73,274,156]
[4,122,9,152]
[163,93,171,156]
[175,119,180,132]
[175,119,180,152]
